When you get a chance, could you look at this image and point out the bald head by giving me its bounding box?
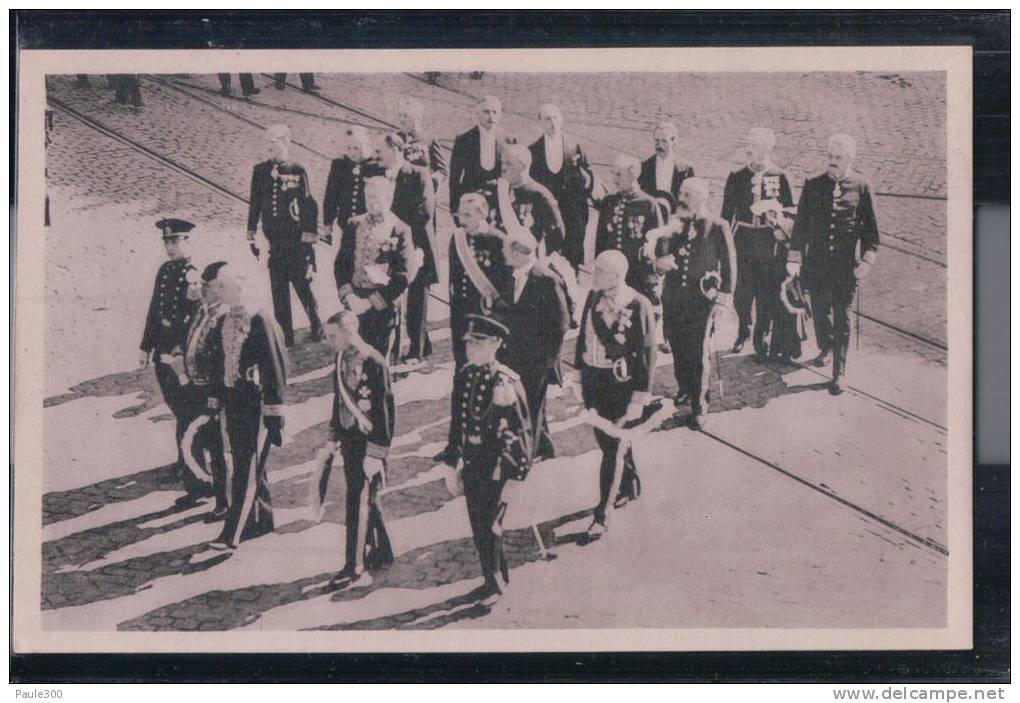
[345,125,374,162]
[611,154,641,192]
[826,133,857,177]
[266,124,291,160]
[206,262,245,306]
[593,250,629,291]
[501,143,532,184]
[539,103,563,136]
[677,177,710,216]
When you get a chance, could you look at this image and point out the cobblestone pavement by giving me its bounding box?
[38,69,950,632]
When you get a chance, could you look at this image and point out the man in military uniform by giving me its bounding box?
[395,96,448,189]
[139,218,205,498]
[246,123,323,348]
[179,262,233,517]
[500,228,570,461]
[528,103,594,271]
[721,127,795,358]
[376,132,437,364]
[449,95,505,216]
[322,125,384,255]
[638,122,695,213]
[319,311,396,591]
[649,178,737,430]
[206,264,289,551]
[450,314,532,605]
[487,143,566,257]
[335,177,413,357]
[594,155,663,304]
[434,193,513,466]
[787,134,880,395]
[575,251,656,540]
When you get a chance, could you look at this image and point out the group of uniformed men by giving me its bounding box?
[140,90,879,606]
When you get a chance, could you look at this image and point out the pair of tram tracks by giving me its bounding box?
[48,87,951,559]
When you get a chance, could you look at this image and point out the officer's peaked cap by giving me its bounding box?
[464,314,509,341]
[156,218,196,238]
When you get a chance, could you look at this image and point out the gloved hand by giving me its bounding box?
[264,415,284,446]
[786,261,801,278]
[444,460,464,497]
[655,255,678,273]
[207,396,221,412]
[363,456,385,480]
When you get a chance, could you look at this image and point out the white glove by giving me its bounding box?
[444,461,464,497]
[364,456,385,480]
[786,261,801,278]
[345,295,373,315]
[655,255,678,273]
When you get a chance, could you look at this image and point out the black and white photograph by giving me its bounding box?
[13,44,973,653]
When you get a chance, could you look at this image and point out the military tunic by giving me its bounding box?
[444,227,512,457]
[721,165,794,353]
[247,159,322,345]
[483,178,567,256]
[653,213,736,419]
[594,189,663,302]
[575,287,656,524]
[140,257,200,481]
[325,343,396,573]
[789,172,880,380]
[455,361,532,588]
[335,212,412,356]
[388,163,438,360]
[217,306,289,548]
[181,302,231,510]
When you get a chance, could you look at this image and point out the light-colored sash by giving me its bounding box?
[453,227,501,304]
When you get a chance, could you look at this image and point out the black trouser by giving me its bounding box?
[768,264,802,360]
[154,360,209,494]
[355,303,396,358]
[274,73,317,90]
[218,389,274,547]
[268,249,321,345]
[580,367,639,525]
[178,383,231,511]
[111,75,143,106]
[462,460,510,587]
[560,208,588,271]
[734,257,773,352]
[405,272,432,359]
[339,437,393,572]
[809,279,855,381]
[218,73,257,95]
[446,336,468,453]
[513,362,552,456]
[665,304,714,417]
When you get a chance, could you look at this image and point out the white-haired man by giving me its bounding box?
[787,133,880,395]
[334,176,413,357]
[205,263,289,550]
[395,96,447,188]
[575,250,657,539]
[649,177,736,430]
[449,95,505,216]
[594,154,663,301]
[323,125,385,276]
[721,126,795,358]
[488,143,566,256]
[246,123,322,348]
[638,122,695,212]
[528,103,594,270]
